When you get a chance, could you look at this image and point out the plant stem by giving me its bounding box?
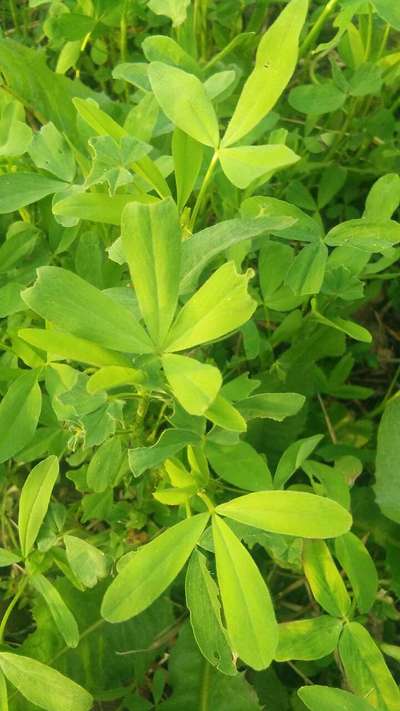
[0,576,28,644]
[189,151,218,231]
[199,659,211,711]
[299,0,340,57]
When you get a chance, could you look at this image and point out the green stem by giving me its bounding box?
[189,151,218,231]
[120,0,127,63]
[299,0,340,57]
[0,576,28,644]
[199,659,211,711]
[197,492,215,513]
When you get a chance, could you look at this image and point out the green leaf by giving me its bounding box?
[64,535,108,588]
[289,82,346,115]
[303,539,351,617]
[0,669,7,711]
[219,144,299,189]
[242,195,322,242]
[28,122,75,182]
[128,429,202,477]
[0,101,32,158]
[222,0,308,146]
[335,532,378,614]
[172,128,203,211]
[165,262,256,352]
[22,266,153,354]
[375,397,400,523]
[86,365,145,394]
[212,515,278,670]
[216,491,352,538]
[18,455,59,557]
[148,62,220,148]
[0,173,68,214]
[371,0,400,30]
[0,653,92,711]
[274,434,323,489]
[312,303,372,344]
[180,216,294,294]
[19,328,131,368]
[339,622,400,710]
[0,370,42,463]
[206,440,272,491]
[285,242,328,295]
[87,437,123,493]
[53,191,157,226]
[0,548,22,567]
[142,35,200,75]
[275,616,342,662]
[206,394,247,432]
[299,685,376,711]
[30,574,79,648]
[325,220,400,252]
[162,354,222,415]
[186,550,236,676]
[237,392,305,421]
[121,198,181,346]
[72,97,170,198]
[101,513,209,622]
[364,174,400,221]
[148,0,190,27]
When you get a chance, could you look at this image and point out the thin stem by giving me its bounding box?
[199,659,211,711]
[299,0,340,57]
[197,492,215,513]
[317,393,337,444]
[0,576,28,644]
[189,151,219,231]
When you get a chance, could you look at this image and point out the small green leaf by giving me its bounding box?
[166,262,256,352]
[275,616,342,662]
[86,365,145,394]
[325,220,400,252]
[339,622,400,710]
[148,0,190,27]
[285,242,328,295]
[237,392,305,421]
[220,144,299,189]
[19,328,131,368]
[121,198,181,346]
[206,394,247,432]
[375,397,400,523]
[212,515,278,670]
[206,440,272,491]
[0,549,21,567]
[128,428,202,477]
[18,455,59,557]
[186,550,236,676]
[28,122,75,182]
[101,513,209,622]
[371,0,400,30]
[0,653,92,711]
[148,62,220,148]
[364,174,400,221]
[64,535,108,588]
[303,540,351,617]
[222,0,308,146]
[0,371,41,463]
[163,353,222,415]
[22,266,153,354]
[172,128,203,211]
[87,437,123,493]
[30,574,79,648]
[216,491,352,538]
[289,82,346,115]
[299,685,376,711]
[0,173,68,214]
[274,434,323,489]
[53,191,157,226]
[335,532,378,614]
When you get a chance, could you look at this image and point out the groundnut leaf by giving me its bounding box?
[216,491,352,538]
[18,455,59,557]
[101,513,209,622]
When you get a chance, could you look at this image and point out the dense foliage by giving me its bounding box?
[0,0,400,709]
